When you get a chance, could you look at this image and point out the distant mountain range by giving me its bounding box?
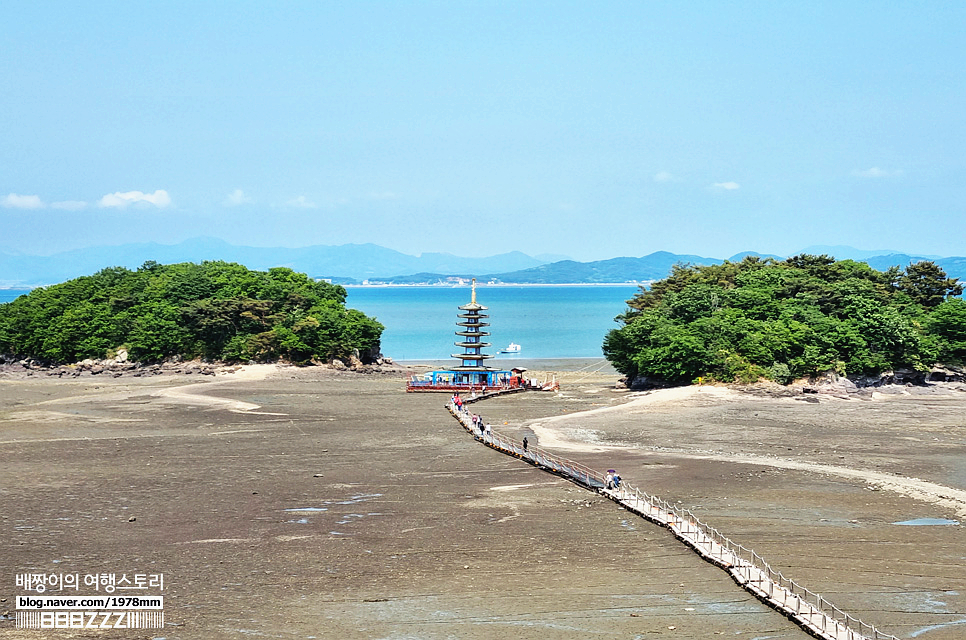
[0,237,548,288]
[1,237,963,288]
[371,251,966,286]
[381,252,721,285]
[482,251,966,286]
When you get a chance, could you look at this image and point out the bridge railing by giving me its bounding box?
[446,401,900,640]
[635,486,898,640]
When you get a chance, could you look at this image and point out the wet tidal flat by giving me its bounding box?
[1,367,964,639]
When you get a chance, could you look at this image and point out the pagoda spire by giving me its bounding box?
[452,278,493,370]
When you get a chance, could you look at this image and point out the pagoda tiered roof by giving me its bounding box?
[451,354,494,361]
[406,279,523,391]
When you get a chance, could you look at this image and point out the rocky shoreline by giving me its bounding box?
[624,365,966,395]
[0,351,403,380]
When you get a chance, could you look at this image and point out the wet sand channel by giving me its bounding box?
[1,364,964,638]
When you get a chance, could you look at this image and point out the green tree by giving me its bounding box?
[927,299,966,364]
[0,261,383,365]
[604,256,958,387]
[898,261,963,307]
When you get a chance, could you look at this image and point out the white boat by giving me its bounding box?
[499,342,522,354]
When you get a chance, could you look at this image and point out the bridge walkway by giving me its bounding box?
[447,398,899,640]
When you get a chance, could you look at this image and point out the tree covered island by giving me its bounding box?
[0,261,383,365]
[603,255,965,387]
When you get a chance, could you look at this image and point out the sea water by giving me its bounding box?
[345,285,640,361]
[0,289,31,304]
[1,285,642,361]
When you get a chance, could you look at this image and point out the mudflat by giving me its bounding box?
[1,363,964,639]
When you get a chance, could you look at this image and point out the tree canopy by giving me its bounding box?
[603,256,965,385]
[0,261,384,365]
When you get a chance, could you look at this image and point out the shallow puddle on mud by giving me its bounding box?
[892,517,960,526]
[283,494,385,530]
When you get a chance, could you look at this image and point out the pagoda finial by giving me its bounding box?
[471,278,477,304]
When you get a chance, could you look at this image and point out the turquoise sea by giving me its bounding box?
[346,285,640,361]
[0,289,31,304]
[1,285,640,361]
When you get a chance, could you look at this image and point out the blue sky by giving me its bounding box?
[2,2,964,260]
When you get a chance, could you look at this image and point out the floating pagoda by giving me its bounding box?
[406,279,524,392]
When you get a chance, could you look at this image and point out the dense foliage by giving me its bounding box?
[603,256,965,385]
[0,261,384,365]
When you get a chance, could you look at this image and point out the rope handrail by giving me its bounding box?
[446,399,901,640]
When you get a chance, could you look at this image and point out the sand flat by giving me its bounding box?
[1,365,964,639]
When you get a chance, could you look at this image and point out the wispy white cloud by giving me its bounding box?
[51,200,88,211]
[2,193,45,209]
[284,195,317,209]
[653,171,677,183]
[712,181,741,190]
[98,189,172,209]
[223,188,252,206]
[853,167,903,178]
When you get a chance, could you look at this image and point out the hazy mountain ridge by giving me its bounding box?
[482,253,723,284]
[799,245,943,261]
[1,238,963,288]
[0,237,550,287]
[479,252,966,286]
[367,250,966,285]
